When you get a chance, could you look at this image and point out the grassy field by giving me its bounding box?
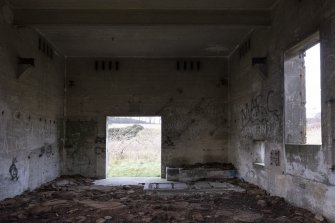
[107,160,161,177]
[106,124,161,177]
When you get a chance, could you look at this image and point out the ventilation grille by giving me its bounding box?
[94,60,119,71]
[38,37,53,59]
[176,60,201,71]
[239,38,251,59]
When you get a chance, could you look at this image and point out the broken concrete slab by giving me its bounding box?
[144,181,245,195]
[179,168,237,182]
[145,182,188,190]
[95,177,171,186]
[166,163,238,182]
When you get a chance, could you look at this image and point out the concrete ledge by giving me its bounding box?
[178,168,237,182]
[166,164,237,182]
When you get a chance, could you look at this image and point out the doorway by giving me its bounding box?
[106,116,161,177]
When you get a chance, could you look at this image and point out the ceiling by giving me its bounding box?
[8,0,280,58]
[35,26,251,58]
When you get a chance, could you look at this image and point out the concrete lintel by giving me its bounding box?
[13,9,272,26]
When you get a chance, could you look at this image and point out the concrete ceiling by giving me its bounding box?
[9,0,280,10]
[9,0,280,58]
[35,25,251,58]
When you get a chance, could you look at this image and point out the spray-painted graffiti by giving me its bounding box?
[9,158,19,181]
[240,91,281,140]
[46,144,53,158]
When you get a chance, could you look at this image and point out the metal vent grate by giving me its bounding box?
[239,38,251,59]
[94,60,119,71]
[38,37,53,59]
[176,60,201,71]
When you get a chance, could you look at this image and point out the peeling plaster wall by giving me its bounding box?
[229,0,335,221]
[64,58,229,178]
[0,6,65,200]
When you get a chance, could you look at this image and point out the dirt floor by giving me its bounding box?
[0,176,326,223]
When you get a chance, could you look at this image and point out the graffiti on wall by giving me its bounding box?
[46,144,53,158]
[9,158,19,181]
[240,90,281,140]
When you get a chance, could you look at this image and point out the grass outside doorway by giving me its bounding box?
[106,117,161,177]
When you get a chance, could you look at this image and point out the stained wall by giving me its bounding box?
[229,0,335,221]
[0,6,65,200]
[64,58,229,177]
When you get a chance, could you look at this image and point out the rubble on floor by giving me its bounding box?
[0,176,326,223]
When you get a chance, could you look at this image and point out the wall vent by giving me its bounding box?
[176,60,201,71]
[38,37,54,59]
[239,38,251,59]
[94,60,119,71]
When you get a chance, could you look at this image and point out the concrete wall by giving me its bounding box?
[229,0,335,222]
[0,5,65,200]
[284,54,306,144]
[64,58,229,178]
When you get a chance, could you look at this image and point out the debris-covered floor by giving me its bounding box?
[0,176,326,223]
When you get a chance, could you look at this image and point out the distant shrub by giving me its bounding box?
[108,124,144,141]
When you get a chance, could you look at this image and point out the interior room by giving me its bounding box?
[0,0,335,222]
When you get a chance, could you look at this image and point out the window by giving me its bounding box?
[284,34,321,145]
[305,44,321,144]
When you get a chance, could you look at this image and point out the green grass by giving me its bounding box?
[106,124,161,177]
[107,160,161,177]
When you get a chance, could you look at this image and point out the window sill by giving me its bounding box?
[253,162,265,167]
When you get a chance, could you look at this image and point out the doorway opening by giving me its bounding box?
[106,116,161,177]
